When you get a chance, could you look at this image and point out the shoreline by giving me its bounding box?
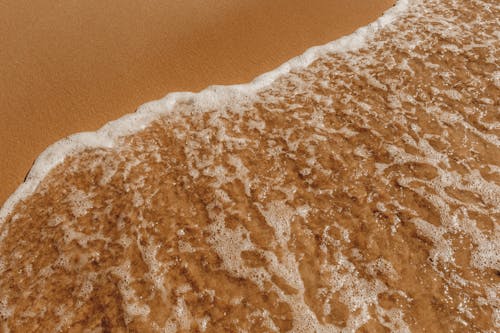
[0,0,395,206]
[2,0,499,329]
[0,0,405,219]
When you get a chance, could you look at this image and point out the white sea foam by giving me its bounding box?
[0,0,412,224]
[2,0,500,329]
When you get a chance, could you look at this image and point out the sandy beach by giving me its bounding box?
[0,0,394,206]
[1,0,499,331]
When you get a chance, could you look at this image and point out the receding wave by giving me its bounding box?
[0,0,498,332]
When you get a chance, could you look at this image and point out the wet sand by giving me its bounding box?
[1,0,499,331]
[0,0,394,205]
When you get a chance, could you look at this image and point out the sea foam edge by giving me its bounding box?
[0,0,412,222]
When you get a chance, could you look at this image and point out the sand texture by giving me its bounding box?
[1,0,499,332]
[0,0,394,206]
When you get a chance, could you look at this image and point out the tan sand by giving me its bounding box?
[1,0,499,331]
[0,0,394,205]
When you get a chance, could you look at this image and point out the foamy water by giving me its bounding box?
[0,0,499,331]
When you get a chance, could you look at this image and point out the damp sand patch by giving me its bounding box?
[1,0,499,331]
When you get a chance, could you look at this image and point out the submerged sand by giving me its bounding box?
[1,0,499,332]
[0,0,394,206]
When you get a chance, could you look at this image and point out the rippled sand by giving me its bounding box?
[0,0,499,331]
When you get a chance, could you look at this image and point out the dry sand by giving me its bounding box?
[1,0,499,331]
[0,0,394,205]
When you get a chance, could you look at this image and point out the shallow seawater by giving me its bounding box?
[0,0,499,332]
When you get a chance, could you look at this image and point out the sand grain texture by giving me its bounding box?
[0,0,499,332]
[0,0,394,206]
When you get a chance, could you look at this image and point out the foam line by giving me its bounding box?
[0,0,412,222]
